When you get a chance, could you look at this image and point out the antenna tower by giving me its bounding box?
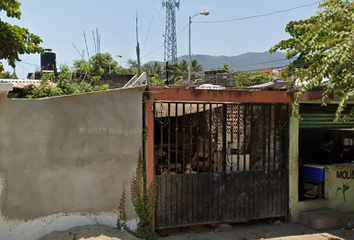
[163,0,180,63]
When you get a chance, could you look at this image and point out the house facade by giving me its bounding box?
[288,92,354,221]
[0,84,352,239]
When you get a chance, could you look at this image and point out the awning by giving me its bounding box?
[300,104,354,129]
[300,113,354,129]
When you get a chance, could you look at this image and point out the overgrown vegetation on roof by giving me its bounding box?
[23,65,109,98]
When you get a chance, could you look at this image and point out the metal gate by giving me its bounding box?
[153,102,290,229]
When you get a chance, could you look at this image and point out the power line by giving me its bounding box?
[236,58,293,68]
[16,62,31,73]
[234,59,318,72]
[142,1,319,60]
[195,1,320,24]
[176,23,189,35]
[142,23,189,60]
[142,15,156,56]
[141,44,164,59]
[20,61,40,67]
[143,6,163,56]
[235,65,288,73]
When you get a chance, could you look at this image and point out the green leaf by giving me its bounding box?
[270,0,354,121]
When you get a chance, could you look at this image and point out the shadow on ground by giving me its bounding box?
[157,219,354,240]
[38,225,139,240]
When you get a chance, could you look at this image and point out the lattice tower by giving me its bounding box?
[163,0,180,63]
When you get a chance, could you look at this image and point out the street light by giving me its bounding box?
[188,11,210,85]
[109,54,123,74]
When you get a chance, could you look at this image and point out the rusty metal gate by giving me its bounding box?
[154,102,290,229]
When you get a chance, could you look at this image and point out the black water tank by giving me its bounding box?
[41,49,56,71]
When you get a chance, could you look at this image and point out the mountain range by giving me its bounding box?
[178,51,290,72]
[147,52,291,72]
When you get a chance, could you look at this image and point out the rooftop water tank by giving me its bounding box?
[41,49,56,71]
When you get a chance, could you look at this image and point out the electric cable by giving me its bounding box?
[235,58,294,68]
[142,23,189,59]
[19,61,40,67]
[142,2,319,60]
[143,6,163,56]
[234,60,318,72]
[195,1,320,24]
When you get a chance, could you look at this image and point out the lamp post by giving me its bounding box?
[109,54,123,74]
[188,11,209,85]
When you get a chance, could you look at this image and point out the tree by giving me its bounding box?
[0,0,42,73]
[23,64,109,98]
[125,59,140,75]
[73,59,91,74]
[73,53,127,76]
[191,59,203,80]
[223,63,230,71]
[143,62,164,85]
[270,0,354,121]
[89,52,118,74]
[235,72,271,87]
[168,60,188,82]
[166,59,202,84]
[0,71,17,79]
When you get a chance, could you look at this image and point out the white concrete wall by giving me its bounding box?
[0,174,137,240]
[0,88,142,240]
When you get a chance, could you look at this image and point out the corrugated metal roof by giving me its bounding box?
[249,79,287,89]
[300,113,354,129]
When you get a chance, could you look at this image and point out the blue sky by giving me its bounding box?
[1,0,320,78]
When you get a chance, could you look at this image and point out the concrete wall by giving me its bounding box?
[203,72,236,87]
[288,104,354,221]
[289,105,328,222]
[99,74,135,89]
[0,88,142,239]
[325,165,354,212]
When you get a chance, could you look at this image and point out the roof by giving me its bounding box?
[204,69,229,75]
[196,84,225,90]
[249,79,287,89]
[0,79,57,89]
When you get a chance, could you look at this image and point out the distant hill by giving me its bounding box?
[146,52,291,72]
[178,52,290,72]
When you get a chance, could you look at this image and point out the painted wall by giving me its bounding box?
[289,105,354,221]
[326,165,354,212]
[288,106,327,222]
[0,88,142,240]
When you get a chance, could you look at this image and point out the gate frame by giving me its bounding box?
[145,87,293,229]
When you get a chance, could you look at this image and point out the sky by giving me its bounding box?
[0,0,321,78]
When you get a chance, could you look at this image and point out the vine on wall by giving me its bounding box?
[118,149,156,240]
[117,185,128,230]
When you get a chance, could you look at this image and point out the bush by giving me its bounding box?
[23,65,109,98]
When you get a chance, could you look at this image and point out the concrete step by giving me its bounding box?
[299,209,349,230]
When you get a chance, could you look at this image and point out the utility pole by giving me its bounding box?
[165,61,169,85]
[187,11,210,85]
[163,0,180,63]
[136,12,141,76]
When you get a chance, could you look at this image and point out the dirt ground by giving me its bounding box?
[157,220,354,240]
[37,218,354,240]
[38,225,140,240]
